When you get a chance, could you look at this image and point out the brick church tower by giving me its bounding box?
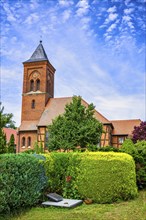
[22,40,55,121]
[17,41,56,152]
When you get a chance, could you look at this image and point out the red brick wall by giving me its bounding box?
[17,131,37,153]
[21,61,55,122]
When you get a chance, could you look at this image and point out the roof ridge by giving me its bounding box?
[111,119,141,122]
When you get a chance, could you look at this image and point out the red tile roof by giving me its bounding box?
[3,128,17,144]
[38,97,109,126]
[19,120,38,131]
[111,119,141,135]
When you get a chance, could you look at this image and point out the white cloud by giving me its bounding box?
[94,94,145,120]
[76,0,89,17]
[124,8,134,14]
[104,12,118,25]
[125,0,131,5]
[107,23,117,32]
[30,0,39,9]
[127,21,134,29]
[59,0,74,7]
[108,13,118,21]
[24,13,39,25]
[107,6,117,13]
[122,15,131,22]
[62,9,72,22]
[2,2,16,22]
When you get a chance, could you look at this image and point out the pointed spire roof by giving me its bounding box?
[24,41,49,63]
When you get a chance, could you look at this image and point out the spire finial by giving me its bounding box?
[40,35,42,44]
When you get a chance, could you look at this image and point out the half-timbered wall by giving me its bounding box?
[100,124,112,147]
[112,135,128,148]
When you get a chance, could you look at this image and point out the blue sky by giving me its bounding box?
[1,0,146,126]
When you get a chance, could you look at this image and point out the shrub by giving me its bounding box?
[120,139,137,156]
[97,146,119,152]
[43,153,70,194]
[76,152,138,203]
[43,153,81,199]
[132,121,146,143]
[121,140,146,189]
[43,152,137,203]
[0,154,47,213]
[134,141,146,188]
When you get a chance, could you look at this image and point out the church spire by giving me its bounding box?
[24,41,49,63]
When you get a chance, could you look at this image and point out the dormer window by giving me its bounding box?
[30,79,34,91]
[36,79,40,91]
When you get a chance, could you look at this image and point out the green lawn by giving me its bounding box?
[1,190,146,220]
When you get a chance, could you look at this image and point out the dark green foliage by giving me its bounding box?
[97,146,119,152]
[0,104,16,129]
[22,149,35,154]
[0,104,16,154]
[76,152,138,203]
[7,134,16,153]
[43,153,70,194]
[34,141,44,154]
[47,96,103,151]
[121,140,146,189]
[134,141,146,188]
[120,139,137,156]
[0,154,47,214]
[0,129,7,154]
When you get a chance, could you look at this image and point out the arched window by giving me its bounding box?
[30,79,34,91]
[31,100,35,109]
[22,137,25,147]
[36,79,40,91]
[27,137,31,147]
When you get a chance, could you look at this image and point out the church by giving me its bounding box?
[17,41,141,153]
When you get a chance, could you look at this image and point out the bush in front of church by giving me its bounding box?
[42,152,138,203]
[0,154,47,214]
[43,152,81,199]
[76,152,138,203]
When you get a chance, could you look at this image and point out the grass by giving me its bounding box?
[1,190,146,220]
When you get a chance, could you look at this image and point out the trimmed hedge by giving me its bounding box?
[76,152,138,203]
[43,152,138,203]
[0,154,47,214]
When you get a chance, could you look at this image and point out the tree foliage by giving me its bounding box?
[47,96,103,151]
[0,103,16,129]
[7,134,16,153]
[0,104,16,154]
[132,121,146,143]
[0,128,7,154]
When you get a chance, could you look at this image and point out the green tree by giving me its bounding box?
[7,134,16,153]
[47,96,103,151]
[0,128,7,154]
[0,103,16,129]
[0,104,16,154]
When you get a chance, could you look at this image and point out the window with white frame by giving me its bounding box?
[118,137,124,144]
